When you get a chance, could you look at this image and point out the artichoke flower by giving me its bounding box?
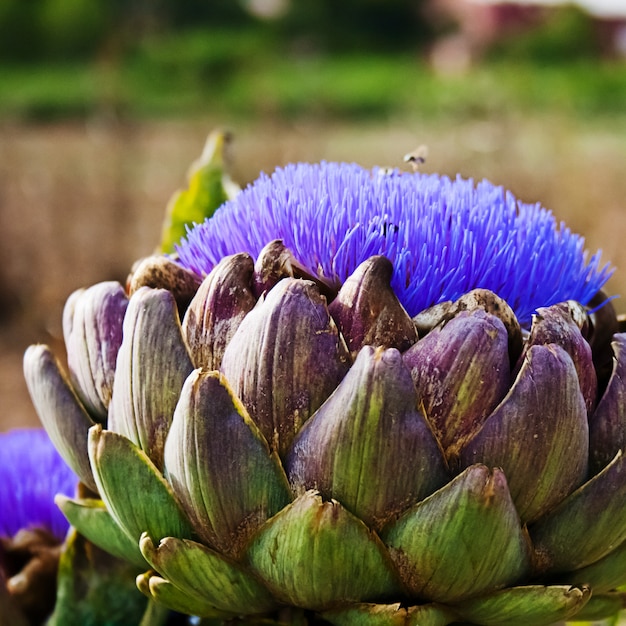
[0,429,76,624]
[24,159,626,626]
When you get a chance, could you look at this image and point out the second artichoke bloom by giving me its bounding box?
[25,161,626,625]
[0,429,77,624]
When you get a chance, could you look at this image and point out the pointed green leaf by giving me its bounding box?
[160,129,239,254]
[461,344,588,524]
[569,591,626,622]
[221,278,349,456]
[88,426,192,544]
[531,451,626,573]
[55,495,147,569]
[322,602,457,626]
[140,534,275,615]
[182,253,256,370]
[23,344,97,492]
[286,346,448,530]
[403,309,510,458]
[107,287,194,469]
[49,528,150,626]
[136,571,236,619]
[570,538,626,593]
[452,585,590,626]
[164,369,292,558]
[246,491,399,610]
[382,465,531,603]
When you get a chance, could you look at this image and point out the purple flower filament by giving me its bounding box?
[176,162,613,326]
[0,429,76,542]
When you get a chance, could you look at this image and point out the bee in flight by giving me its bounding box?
[403,144,429,172]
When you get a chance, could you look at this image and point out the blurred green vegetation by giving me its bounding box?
[488,5,599,64]
[0,0,624,122]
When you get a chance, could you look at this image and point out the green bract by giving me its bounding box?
[24,245,626,626]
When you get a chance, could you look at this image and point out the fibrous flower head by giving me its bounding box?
[0,429,75,542]
[176,162,612,326]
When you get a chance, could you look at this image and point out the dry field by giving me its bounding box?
[1,115,626,431]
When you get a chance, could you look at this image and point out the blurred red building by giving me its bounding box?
[428,0,626,71]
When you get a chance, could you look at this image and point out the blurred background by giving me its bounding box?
[1,0,625,430]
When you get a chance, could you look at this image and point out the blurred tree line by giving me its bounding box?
[0,0,434,63]
[0,0,609,66]
[1,0,615,122]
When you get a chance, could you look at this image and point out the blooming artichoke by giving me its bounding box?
[24,160,626,626]
[0,429,75,624]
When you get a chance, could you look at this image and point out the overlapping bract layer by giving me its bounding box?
[24,245,626,626]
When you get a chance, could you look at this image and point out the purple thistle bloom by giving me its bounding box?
[0,429,76,542]
[176,162,613,326]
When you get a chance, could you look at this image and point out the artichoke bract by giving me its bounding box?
[24,160,626,626]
